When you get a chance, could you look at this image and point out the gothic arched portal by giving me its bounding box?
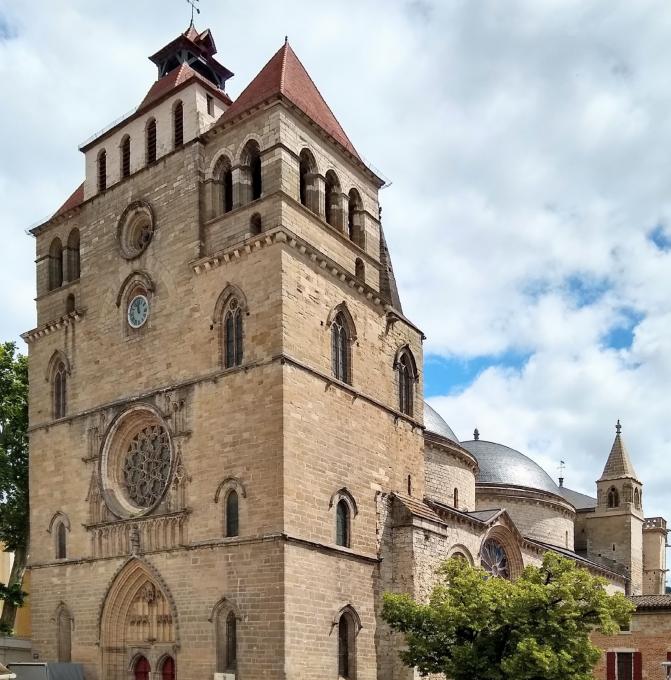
[99,559,178,680]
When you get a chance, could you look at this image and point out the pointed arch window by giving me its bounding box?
[57,606,72,662]
[121,135,131,178]
[355,258,364,281]
[223,298,244,368]
[348,189,364,247]
[337,610,357,679]
[250,212,262,236]
[214,156,233,215]
[325,170,341,228]
[226,611,237,671]
[215,606,238,673]
[607,486,619,508]
[241,140,262,204]
[146,118,157,165]
[48,238,64,291]
[397,349,416,417]
[336,500,350,548]
[56,522,67,559]
[53,360,67,419]
[67,228,80,281]
[299,148,318,212]
[97,149,107,192]
[453,487,459,509]
[226,490,239,538]
[634,487,641,509]
[331,312,351,384]
[173,101,184,148]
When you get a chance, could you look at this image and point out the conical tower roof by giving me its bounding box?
[598,421,639,482]
[220,40,359,159]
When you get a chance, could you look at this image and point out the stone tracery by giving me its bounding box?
[123,424,171,508]
[100,405,175,518]
[480,538,510,579]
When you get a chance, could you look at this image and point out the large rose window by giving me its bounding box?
[100,406,173,518]
[122,425,171,508]
[480,538,510,579]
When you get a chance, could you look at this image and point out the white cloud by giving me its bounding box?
[1,1,670,535]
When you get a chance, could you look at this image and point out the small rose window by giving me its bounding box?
[118,201,155,259]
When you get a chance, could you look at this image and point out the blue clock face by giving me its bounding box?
[127,295,149,329]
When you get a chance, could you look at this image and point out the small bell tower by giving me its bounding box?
[585,421,644,593]
[148,24,233,90]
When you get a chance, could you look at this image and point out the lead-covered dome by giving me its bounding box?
[423,402,458,443]
[460,439,560,496]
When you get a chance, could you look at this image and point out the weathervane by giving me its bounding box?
[186,0,201,25]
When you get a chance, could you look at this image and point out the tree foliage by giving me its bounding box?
[382,552,634,680]
[0,342,29,634]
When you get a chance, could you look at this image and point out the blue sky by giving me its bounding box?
[1,0,671,532]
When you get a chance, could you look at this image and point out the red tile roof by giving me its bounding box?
[183,24,200,42]
[53,182,84,218]
[139,63,231,111]
[630,594,671,610]
[220,41,359,159]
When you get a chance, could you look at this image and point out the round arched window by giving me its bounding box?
[100,406,173,518]
[480,538,510,579]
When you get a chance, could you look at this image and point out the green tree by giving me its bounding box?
[382,551,634,680]
[0,342,28,634]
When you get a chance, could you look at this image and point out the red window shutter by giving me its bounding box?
[633,651,642,680]
[606,652,616,680]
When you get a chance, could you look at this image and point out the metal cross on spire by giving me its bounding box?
[186,0,201,26]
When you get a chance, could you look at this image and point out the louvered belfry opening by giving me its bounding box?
[121,136,131,178]
[173,101,184,148]
[146,118,157,164]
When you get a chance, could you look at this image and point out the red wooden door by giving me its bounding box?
[134,656,150,680]
[161,656,175,680]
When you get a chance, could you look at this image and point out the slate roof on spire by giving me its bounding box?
[598,424,639,482]
[219,41,360,159]
[379,225,403,311]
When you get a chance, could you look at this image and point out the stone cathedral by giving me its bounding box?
[24,25,668,680]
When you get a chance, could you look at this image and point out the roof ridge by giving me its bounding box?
[279,42,288,93]
[219,41,359,158]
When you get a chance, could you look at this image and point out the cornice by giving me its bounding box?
[21,308,86,344]
[191,225,387,306]
[424,432,479,472]
[476,484,576,518]
[28,530,379,570]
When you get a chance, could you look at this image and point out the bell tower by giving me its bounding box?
[585,421,644,593]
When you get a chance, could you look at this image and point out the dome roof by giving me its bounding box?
[460,439,560,496]
[423,402,458,443]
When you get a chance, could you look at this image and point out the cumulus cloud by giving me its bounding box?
[1,1,670,532]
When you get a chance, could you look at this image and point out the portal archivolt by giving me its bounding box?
[100,559,177,679]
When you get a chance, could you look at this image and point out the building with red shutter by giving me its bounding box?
[593,594,671,680]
